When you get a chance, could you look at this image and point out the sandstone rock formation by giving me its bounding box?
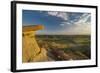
[22,25,48,62]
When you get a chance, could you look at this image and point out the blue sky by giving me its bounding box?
[22,10,91,35]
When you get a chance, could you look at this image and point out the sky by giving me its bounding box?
[22,10,91,35]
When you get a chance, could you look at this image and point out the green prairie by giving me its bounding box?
[36,35,91,61]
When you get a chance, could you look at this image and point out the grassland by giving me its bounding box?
[36,35,91,61]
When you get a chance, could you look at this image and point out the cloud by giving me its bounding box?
[74,13,91,25]
[58,13,91,35]
[67,23,91,35]
[47,11,68,20]
[60,24,65,26]
[23,12,91,35]
[45,12,91,35]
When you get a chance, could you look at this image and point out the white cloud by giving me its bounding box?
[60,24,65,26]
[31,13,91,35]
[58,23,90,35]
[61,21,72,25]
[47,11,58,16]
[58,13,91,35]
[75,13,91,25]
[47,11,68,20]
[67,23,91,35]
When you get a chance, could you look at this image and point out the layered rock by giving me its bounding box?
[22,25,48,62]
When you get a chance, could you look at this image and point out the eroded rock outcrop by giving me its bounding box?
[22,25,48,62]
